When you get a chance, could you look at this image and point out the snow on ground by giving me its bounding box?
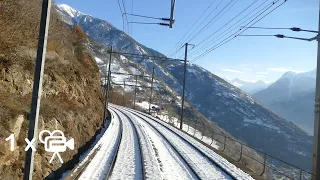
[60,117,111,179]
[129,66,141,75]
[128,114,163,179]
[136,101,159,110]
[126,111,198,180]
[94,57,104,64]
[73,104,253,180]
[124,109,232,179]
[243,118,283,134]
[109,108,142,180]
[136,109,254,180]
[157,114,219,150]
[77,109,121,179]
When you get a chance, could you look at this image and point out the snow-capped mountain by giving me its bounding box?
[56,4,164,57]
[55,4,313,171]
[228,78,268,94]
[254,69,316,134]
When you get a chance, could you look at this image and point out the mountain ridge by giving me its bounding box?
[254,69,316,134]
[228,78,269,94]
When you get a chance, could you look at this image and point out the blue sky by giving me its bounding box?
[56,0,318,83]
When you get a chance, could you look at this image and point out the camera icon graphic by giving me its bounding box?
[39,130,74,163]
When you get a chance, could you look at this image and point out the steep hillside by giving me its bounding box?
[55,3,313,172]
[254,69,316,134]
[167,63,313,170]
[0,1,104,179]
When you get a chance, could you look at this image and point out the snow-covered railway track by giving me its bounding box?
[109,108,145,180]
[113,105,253,180]
[75,109,123,180]
[114,107,200,180]
[74,104,253,180]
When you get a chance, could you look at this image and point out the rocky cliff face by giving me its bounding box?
[0,1,104,179]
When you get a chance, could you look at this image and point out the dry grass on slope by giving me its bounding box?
[0,0,104,179]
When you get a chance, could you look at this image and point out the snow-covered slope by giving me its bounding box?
[55,4,313,172]
[56,4,163,57]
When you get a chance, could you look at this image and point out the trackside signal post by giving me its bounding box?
[24,0,52,179]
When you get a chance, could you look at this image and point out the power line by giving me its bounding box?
[131,0,134,36]
[167,0,218,56]
[238,34,319,41]
[194,0,287,61]
[188,0,271,59]
[237,34,275,36]
[128,22,170,26]
[192,0,288,62]
[117,0,126,32]
[188,0,278,59]
[169,0,225,57]
[185,0,239,44]
[124,13,163,20]
[121,0,130,34]
[242,26,320,33]
[187,0,262,58]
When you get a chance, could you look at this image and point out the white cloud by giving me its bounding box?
[267,68,305,73]
[241,79,257,83]
[257,75,267,78]
[221,68,244,73]
[256,72,268,75]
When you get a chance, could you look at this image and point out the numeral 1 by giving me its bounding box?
[5,134,14,151]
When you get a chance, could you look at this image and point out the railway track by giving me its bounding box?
[69,104,253,180]
[113,105,240,180]
[112,107,200,180]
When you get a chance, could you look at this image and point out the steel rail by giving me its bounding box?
[114,105,236,180]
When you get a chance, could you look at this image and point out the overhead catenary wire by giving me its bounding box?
[185,0,240,44]
[186,0,262,59]
[192,0,288,62]
[121,0,130,34]
[192,2,283,62]
[189,0,283,60]
[181,0,225,44]
[128,22,170,26]
[241,26,320,33]
[171,0,240,58]
[131,0,134,36]
[123,13,172,22]
[188,0,272,59]
[193,0,287,62]
[122,0,130,34]
[238,34,319,41]
[117,0,126,33]
[169,0,225,58]
[123,13,163,20]
[237,34,276,36]
[167,0,219,57]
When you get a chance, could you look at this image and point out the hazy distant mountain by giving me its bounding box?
[228,78,268,94]
[254,69,316,134]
